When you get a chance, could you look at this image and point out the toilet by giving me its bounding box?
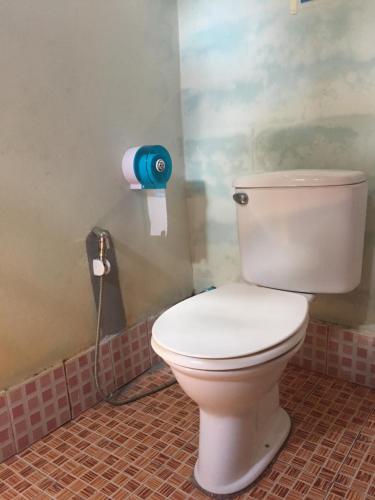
[151,169,368,496]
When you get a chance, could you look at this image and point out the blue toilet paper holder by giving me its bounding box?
[122,145,172,190]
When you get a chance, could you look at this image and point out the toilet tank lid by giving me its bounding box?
[233,169,367,188]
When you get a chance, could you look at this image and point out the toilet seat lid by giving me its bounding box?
[152,284,308,359]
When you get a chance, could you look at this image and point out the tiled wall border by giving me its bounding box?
[6,365,71,454]
[0,315,374,463]
[291,319,375,388]
[0,392,16,462]
[0,316,158,464]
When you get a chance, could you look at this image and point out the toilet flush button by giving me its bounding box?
[233,192,249,205]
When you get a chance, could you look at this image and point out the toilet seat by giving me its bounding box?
[152,283,309,371]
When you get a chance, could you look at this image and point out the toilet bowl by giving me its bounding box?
[152,283,309,495]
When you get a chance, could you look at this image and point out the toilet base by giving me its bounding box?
[193,408,291,497]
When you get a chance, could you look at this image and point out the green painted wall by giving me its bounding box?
[179,0,375,332]
[0,0,193,389]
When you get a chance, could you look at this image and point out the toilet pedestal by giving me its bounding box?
[170,345,299,497]
[194,395,290,495]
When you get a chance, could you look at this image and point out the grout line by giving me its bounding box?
[146,317,154,369]
[3,394,17,462]
[5,393,20,457]
[106,330,118,393]
[61,360,74,424]
[324,324,329,377]
[323,440,355,499]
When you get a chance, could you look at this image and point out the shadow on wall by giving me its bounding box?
[310,192,375,330]
[186,180,208,264]
[254,115,375,174]
[86,231,127,337]
[113,237,191,321]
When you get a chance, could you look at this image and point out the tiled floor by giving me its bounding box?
[0,364,374,499]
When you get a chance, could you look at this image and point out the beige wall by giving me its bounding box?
[0,0,193,389]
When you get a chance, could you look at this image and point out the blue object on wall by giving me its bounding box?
[133,145,172,189]
[122,145,172,235]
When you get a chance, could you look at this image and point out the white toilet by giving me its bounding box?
[151,170,368,496]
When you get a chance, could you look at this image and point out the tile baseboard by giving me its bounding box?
[0,392,16,462]
[0,314,374,464]
[290,319,375,389]
[5,364,70,454]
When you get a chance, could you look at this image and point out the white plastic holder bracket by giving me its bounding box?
[93,259,111,277]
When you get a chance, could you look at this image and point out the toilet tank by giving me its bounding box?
[233,170,368,293]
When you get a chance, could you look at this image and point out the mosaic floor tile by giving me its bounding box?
[280,363,325,412]
[6,364,71,453]
[0,365,373,499]
[328,410,375,499]
[278,378,375,487]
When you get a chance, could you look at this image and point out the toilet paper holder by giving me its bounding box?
[122,145,172,190]
[122,145,172,236]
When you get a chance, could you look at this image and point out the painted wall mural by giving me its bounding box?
[179,0,375,332]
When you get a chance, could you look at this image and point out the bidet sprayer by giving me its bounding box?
[92,227,111,276]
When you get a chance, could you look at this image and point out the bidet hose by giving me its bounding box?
[94,275,176,406]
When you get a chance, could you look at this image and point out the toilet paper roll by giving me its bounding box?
[146,189,168,236]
